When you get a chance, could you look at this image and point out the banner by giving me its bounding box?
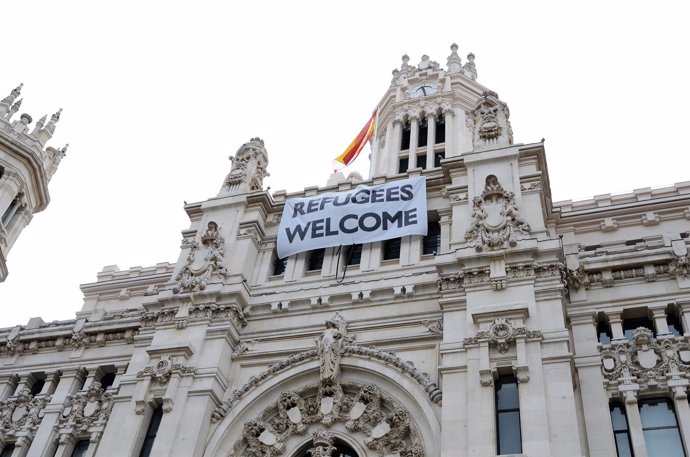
[277,177,427,258]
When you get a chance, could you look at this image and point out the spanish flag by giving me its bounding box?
[333,110,377,171]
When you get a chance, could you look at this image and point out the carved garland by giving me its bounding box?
[56,381,113,442]
[0,388,50,437]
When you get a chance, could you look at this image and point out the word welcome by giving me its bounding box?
[277,177,427,258]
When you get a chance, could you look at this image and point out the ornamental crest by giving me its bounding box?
[465,175,530,251]
[221,137,270,194]
[173,221,228,294]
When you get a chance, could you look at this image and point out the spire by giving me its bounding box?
[463,53,477,80]
[0,83,23,116]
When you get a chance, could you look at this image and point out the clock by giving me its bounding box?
[411,83,437,98]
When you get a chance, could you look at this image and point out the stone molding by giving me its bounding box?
[0,328,138,356]
[437,262,564,292]
[139,303,247,330]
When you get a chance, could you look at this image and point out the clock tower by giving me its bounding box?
[371,44,513,177]
[0,84,66,282]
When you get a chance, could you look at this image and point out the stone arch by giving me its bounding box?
[204,356,440,457]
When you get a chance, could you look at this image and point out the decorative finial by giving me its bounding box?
[463,53,477,80]
[50,108,62,123]
[447,43,463,74]
[60,143,69,154]
[1,83,23,104]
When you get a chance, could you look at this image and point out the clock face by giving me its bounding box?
[411,84,437,98]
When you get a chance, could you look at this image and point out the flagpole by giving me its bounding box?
[368,107,379,179]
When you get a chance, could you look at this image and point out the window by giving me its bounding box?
[639,398,685,456]
[307,248,325,272]
[597,314,612,345]
[495,374,521,455]
[623,316,655,342]
[417,117,428,148]
[610,402,633,457]
[346,244,362,266]
[417,152,427,170]
[382,238,401,261]
[99,372,116,390]
[434,114,445,144]
[273,254,287,276]
[398,157,409,174]
[423,221,440,255]
[71,440,90,457]
[30,378,45,396]
[401,121,411,150]
[434,151,445,168]
[0,444,15,457]
[139,406,163,457]
[667,306,683,337]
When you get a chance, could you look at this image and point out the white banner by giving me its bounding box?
[277,177,427,258]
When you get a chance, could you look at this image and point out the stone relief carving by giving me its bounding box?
[0,388,50,436]
[0,329,137,356]
[566,263,672,291]
[213,313,441,423]
[140,304,246,329]
[601,327,690,398]
[229,379,424,457]
[221,137,270,194]
[464,175,530,252]
[422,318,443,334]
[173,221,228,294]
[136,355,195,386]
[57,381,113,433]
[305,429,337,457]
[469,92,512,149]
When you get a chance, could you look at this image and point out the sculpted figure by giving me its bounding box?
[318,319,343,381]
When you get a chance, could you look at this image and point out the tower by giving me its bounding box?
[0,84,66,282]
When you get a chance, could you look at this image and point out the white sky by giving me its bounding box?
[1,1,689,326]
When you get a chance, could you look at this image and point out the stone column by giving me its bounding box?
[10,435,32,457]
[408,116,419,170]
[466,352,494,456]
[650,307,670,336]
[388,119,403,176]
[26,369,86,457]
[570,312,618,457]
[440,368,467,457]
[438,209,451,254]
[52,435,77,457]
[671,389,690,453]
[443,108,453,157]
[623,393,648,457]
[518,341,552,457]
[0,172,20,220]
[426,113,436,168]
[0,374,18,400]
[400,235,420,267]
[608,313,625,341]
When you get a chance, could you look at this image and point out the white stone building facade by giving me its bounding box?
[0,45,689,457]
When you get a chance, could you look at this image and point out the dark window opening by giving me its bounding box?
[346,244,362,266]
[139,406,163,457]
[610,402,633,457]
[639,398,685,456]
[398,157,409,174]
[495,374,522,455]
[99,372,116,390]
[417,118,428,148]
[273,254,287,276]
[434,151,445,168]
[583,244,601,252]
[382,238,401,261]
[435,115,445,144]
[625,238,645,246]
[30,378,45,396]
[423,222,440,255]
[71,440,90,457]
[307,248,325,272]
[667,306,684,337]
[2,197,19,225]
[597,316,613,345]
[623,316,655,342]
[0,444,15,457]
[401,122,411,150]
[417,153,427,170]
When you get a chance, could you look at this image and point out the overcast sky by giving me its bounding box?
[1,1,689,326]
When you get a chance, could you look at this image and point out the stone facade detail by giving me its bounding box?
[136,355,195,386]
[173,221,228,294]
[220,137,269,194]
[464,175,530,251]
[0,388,49,438]
[468,91,513,149]
[56,381,113,439]
[601,328,690,399]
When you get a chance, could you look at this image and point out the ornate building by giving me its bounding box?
[0,45,689,457]
[0,84,66,282]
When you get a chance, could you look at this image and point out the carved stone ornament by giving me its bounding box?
[600,327,690,397]
[173,221,228,294]
[57,382,113,434]
[213,316,441,423]
[221,137,270,194]
[0,388,50,436]
[465,175,530,252]
[422,318,443,334]
[229,379,424,457]
[464,318,542,353]
[140,304,247,329]
[137,355,195,385]
[469,91,513,149]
